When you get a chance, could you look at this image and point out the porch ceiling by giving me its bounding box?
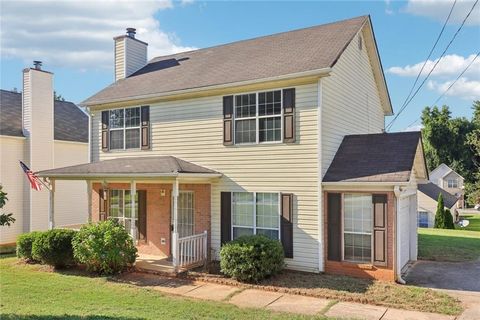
[36,156,222,180]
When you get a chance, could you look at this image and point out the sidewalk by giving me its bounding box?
[118,272,465,320]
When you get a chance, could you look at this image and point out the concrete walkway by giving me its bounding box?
[117,273,469,320]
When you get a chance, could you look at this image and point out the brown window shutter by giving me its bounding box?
[223,96,234,145]
[327,193,342,261]
[220,192,232,244]
[282,88,296,143]
[138,190,147,240]
[281,193,294,258]
[373,194,388,266]
[99,189,108,221]
[141,106,150,150]
[101,111,109,151]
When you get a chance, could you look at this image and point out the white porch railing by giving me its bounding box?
[173,230,208,271]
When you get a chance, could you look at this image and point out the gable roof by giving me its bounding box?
[429,163,464,181]
[83,15,390,112]
[418,182,458,209]
[0,90,88,143]
[37,156,220,178]
[323,131,426,183]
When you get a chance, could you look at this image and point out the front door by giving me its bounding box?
[173,191,195,238]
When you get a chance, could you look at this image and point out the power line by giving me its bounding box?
[398,0,457,116]
[432,50,480,105]
[386,0,478,131]
[404,50,480,131]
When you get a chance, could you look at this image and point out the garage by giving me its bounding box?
[397,192,418,273]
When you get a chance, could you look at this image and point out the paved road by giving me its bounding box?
[406,259,480,292]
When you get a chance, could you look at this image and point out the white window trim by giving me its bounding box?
[341,193,374,264]
[109,189,138,237]
[447,179,458,188]
[230,191,281,240]
[109,107,141,151]
[233,90,284,145]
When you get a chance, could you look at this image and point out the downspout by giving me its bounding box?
[394,186,406,284]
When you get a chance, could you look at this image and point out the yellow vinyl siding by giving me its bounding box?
[91,83,320,272]
[115,38,125,81]
[0,136,27,244]
[321,27,386,177]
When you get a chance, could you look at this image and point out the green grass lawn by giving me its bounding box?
[0,256,462,318]
[418,218,480,262]
[457,214,480,232]
[0,257,328,320]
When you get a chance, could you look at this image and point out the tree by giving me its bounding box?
[0,185,15,227]
[444,208,455,230]
[434,193,445,229]
[54,91,66,101]
[421,101,480,206]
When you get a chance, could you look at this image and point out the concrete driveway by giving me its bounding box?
[406,259,480,292]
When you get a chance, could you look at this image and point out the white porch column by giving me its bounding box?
[130,180,137,241]
[86,180,92,223]
[172,178,179,268]
[48,179,55,230]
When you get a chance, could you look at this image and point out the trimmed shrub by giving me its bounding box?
[17,231,42,261]
[72,220,137,275]
[32,229,76,268]
[434,194,445,228]
[444,208,455,229]
[220,235,284,283]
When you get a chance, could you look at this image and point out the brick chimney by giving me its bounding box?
[113,28,148,81]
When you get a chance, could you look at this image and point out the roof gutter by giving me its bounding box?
[81,67,332,107]
[36,172,223,180]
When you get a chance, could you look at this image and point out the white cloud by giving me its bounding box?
[388,53,480,100]
[404,0,480,25]
[428,77,480,99]
[180,0,195,6]
[387,53,480,78]
[0,0,196,70]
[404,124,424,132]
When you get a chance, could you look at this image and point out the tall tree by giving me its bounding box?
[0,185,15,227]
[434,193,445,229]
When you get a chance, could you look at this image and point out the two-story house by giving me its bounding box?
[0,63,89,247]
[429,163,464,208]
[38,16,428,282]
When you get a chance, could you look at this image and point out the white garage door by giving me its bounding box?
[398,195,415,270]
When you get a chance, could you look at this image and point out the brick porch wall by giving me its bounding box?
[91,182,211,258]
[323,191,396,281]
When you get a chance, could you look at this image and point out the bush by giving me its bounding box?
[72,220,137,275]
[220,235,284,283]
[445,208,455,229]
[17,231,42,261]
[32,229,76,268]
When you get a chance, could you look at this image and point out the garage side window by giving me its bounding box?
[418,211,428,228]
[343,194,373,263]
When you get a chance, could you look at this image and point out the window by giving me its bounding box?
[234,90,282,144]
[232,192,280,240]
[109,107,141,150]
[343,194,372,263]
[418,211,428,228]
[109,189,138,238]
[447,179,458,188]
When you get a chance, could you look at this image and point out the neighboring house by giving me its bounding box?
[38,16,428,282]
[429,163,464,208]
[418,183,459,228]
[0,64,89,245]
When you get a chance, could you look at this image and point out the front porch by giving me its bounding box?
[37,156,221,273]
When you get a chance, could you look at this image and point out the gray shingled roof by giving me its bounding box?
[83,16,368,105]
[37,156,220,178]
[323,132,422,183]
[418,182,458,209]
[0,89,88,143]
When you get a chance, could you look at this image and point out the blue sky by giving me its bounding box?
[1,0,479,131]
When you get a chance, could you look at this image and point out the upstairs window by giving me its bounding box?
[234,90,282,144]
[109,107,141,150]
[447,179,458,188]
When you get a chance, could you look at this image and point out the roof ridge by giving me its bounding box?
[149,15,368,63]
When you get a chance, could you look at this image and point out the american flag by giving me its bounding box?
[19,161,43,191]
